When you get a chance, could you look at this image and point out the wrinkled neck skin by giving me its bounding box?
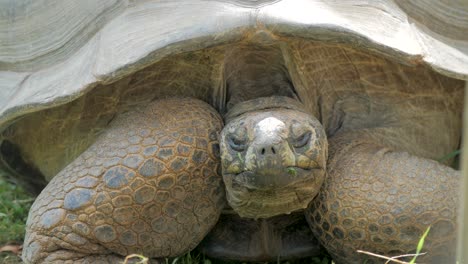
[223,43,298,113]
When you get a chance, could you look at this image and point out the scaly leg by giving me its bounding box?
[22,98,225,263]
[306,132,459,264]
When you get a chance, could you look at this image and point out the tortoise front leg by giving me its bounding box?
[306,132,459,264]
[22,98,225,264]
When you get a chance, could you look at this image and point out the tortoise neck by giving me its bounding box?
[222,44,297,113]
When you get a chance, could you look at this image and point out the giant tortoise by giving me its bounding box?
[1,0,468,263]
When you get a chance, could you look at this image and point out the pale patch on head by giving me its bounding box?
[255,117,286,140]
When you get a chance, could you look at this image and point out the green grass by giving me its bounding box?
[287,167,297,177]
[0,177,34,263]
[438,149,461,169]
[0,178,34,244]
[409,226,430,264]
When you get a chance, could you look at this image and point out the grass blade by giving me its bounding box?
[438,150,461,162]
[409,226,431,264]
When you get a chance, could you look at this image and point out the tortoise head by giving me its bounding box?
[220,96,327,219]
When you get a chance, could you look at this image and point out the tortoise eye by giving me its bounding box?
[227,126,247,152]
[228,135,246,152]
[293,131,311,148]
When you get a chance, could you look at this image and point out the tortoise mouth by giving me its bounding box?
[231,166,319,190]
[226,174,324,219]
[224,166,325,219]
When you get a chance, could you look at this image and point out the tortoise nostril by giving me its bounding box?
[259,146,277,155]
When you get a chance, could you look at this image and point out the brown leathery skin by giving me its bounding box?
[220,97,328,219]
[306,131,459,264]
[223,45,297,112]
[22,98,225,263]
